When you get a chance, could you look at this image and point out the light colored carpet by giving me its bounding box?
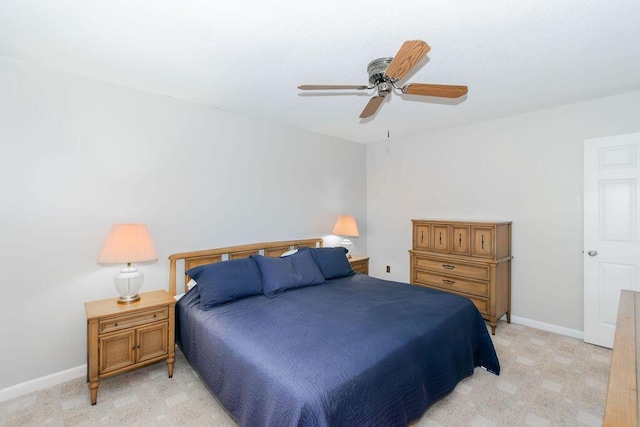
[1,321,611,426]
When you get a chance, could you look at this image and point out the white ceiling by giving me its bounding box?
[1,0,640,143]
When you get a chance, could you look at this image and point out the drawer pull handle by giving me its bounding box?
[442,279,455,285]
[114,323,118,327]
[439,232,442,245]
[421,230,424,243]
[153,314,157,318]
[442,264,455,270]
[459,233,462,247]
[481,235,485,250]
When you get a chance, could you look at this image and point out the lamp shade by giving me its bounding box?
[98,224,157,264]
[332,215,359,237]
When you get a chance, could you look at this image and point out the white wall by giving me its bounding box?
[0,57,366,390]
[367,90,640,332]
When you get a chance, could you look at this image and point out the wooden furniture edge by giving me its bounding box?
[84,289,174,319]
[168,238,324,296]
[411,219,512,225]
[408,249,513,265]
[603,289,639,426]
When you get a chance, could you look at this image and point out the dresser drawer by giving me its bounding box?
[451,225,470,255]
[414,282,489,315]
[99,307,169,334]
[413,224,430,250]
[414,270,489,298]
[471,226,495,258]
[464,294,489,316]
[413,256,490,281]
[431,225,450,253]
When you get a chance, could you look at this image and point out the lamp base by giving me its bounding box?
[117,294,141,304]
[114,265,144,304]
[339,238,353,258]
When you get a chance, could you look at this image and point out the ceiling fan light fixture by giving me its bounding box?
[377,82,392,95]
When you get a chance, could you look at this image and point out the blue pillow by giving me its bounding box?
[252,251,325,298]
[186,257,263,310]
[287,249,325,287]
[251,255,298,298]
[299,247,355,280]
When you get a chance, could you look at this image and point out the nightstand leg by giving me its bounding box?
[167,356,175,378]
[506,310,511,323]
[490,322,496,335]
[89,381,99,405]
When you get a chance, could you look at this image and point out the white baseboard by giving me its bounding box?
[509,315,584,340]
[0,364,86,403]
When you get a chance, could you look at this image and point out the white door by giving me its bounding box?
[584,132,640,348]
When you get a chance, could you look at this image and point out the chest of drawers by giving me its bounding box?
[410,219,512,334]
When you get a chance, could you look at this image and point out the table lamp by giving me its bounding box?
[97,224,157,304]
[332,215,359,257]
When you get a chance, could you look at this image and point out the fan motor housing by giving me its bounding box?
[367,57,394,85]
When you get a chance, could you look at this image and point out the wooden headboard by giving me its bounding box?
[168,238,323,296]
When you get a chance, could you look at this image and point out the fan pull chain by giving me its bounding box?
[386,130,391,154]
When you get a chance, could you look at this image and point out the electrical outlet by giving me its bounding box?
[386,265,391,273]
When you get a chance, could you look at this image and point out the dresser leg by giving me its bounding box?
[167,356,175,378]
[490,322,496,335]
[506,310,511,323]
[89,381,99,405]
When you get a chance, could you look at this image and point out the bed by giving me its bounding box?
[169,238,500,426]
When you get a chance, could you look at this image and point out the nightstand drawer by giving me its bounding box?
[414,270,489,298]
[350,259,368,274]
[414,257,490,281]
[99,307,169,334]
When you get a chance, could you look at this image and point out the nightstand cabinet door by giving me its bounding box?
[99,330,136,374]
[137,322,169,363]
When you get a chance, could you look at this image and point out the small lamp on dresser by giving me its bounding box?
[97,223,157,304]
[332,214,359,257]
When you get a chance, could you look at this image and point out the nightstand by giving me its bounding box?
[84,290,176,405]
[349,255,369,275]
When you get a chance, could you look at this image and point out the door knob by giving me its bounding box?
[588,250,598,257]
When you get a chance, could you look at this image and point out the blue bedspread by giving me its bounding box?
[176,273,500,426]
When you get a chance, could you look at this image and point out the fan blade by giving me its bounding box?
[403,83,468,98]
[298,85,369,90]
[385,40,431,81]
[359,95,387,119]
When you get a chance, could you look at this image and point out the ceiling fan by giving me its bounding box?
[298,40,468,119]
